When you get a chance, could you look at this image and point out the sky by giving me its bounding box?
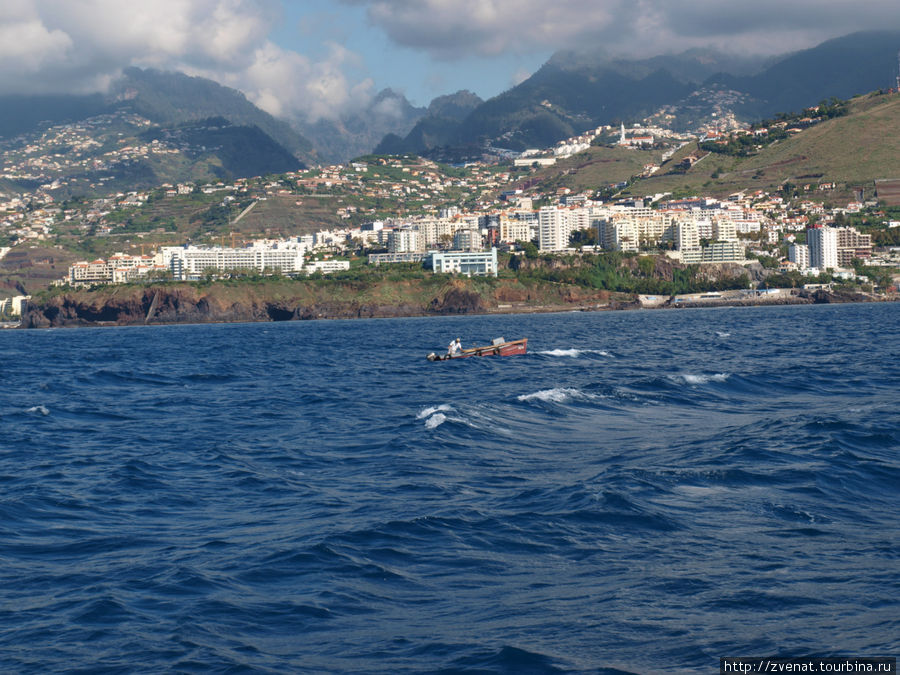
[1,0,899,126]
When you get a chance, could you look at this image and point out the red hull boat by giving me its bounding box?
[427,338,527,361]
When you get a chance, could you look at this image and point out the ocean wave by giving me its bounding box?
[517,388,597,403]
[425,413,447,429]
[678,373,730,385]
[417,404,452,420]
[417,402,512,435]
[418,403,456,430]
[26,405,50,416]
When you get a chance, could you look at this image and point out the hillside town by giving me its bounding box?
[40,177,900,294]
[1,100,900,321]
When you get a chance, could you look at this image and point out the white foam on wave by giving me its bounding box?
[539,348,613,358]
[517,387,593,403]
[26,405,50,416]
[680,373,730,385]
[716,331,731,338]
[419,402,512,435]
[417,404,452,420]
[425,413,447,430]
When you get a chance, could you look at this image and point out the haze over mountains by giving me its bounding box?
[0,29,897,185]
[378,31,900,158]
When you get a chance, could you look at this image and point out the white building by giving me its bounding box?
[68,253,165,285]
[159,242,307,280]
[713,218,738,242]
[789,243,810,270]
[598,219,639,252]
[410,217,453,248]
[2,295,30,316]
[538,206,571,251]
[387,227,421,254]
[676,221,700,252]
[498,213,531,244]
[306,260,350,274]
[368,252,427,265]
[700,240,745,264]
[427,248,498,277]
[807,226,838,271]
[452,228,481,251]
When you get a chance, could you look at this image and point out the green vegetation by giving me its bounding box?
[835,207,900,246]
[624,92,900,200]
[512,252,750,295]
[850,259,895,290]
[759,271,831,288]
[699,99,849,158]
[528,145,656,195]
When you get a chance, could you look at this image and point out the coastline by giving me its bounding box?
[17,282,897,329]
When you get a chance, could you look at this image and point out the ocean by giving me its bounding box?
[1,303,898,673]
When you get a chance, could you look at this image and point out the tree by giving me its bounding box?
[516,240,539,259]
[569,227,598,248]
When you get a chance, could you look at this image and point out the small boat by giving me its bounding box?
[427,338,527,361]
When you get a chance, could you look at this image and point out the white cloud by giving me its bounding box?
[224,41,375,123]
[2,0,898,127]
[510,68,533,88]
[0,0,371,122]
[344,0,900,59]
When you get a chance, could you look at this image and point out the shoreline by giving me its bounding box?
[17,288,898,329]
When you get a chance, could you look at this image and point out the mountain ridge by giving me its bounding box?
[376,31,900,160]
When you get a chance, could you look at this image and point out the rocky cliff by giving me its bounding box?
[21,278,615,328]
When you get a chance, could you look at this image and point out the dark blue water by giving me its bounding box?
[1,303,898,673]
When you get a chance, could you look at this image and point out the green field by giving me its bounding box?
[526,146,663,194]
[622,92,900,200]
[235,194,349,235]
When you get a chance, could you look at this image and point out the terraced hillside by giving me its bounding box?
[628,92,900,200]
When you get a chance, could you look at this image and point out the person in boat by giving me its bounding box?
[447,337,462,356]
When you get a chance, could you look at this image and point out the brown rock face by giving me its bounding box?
[22,281,495,327]
[429,286,486,314]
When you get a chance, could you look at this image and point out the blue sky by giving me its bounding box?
[272,0,549,106]
[0,0,898,125]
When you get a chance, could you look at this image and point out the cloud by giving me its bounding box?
[0,0,372,122]
[225,41,375,123]
[343,0,900,59]
[510,68,533,88]
[3,0,899,128]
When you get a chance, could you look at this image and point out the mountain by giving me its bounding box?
[295,89,426,163]
[373,50,757,157]
[707,31,900,118]
[374,90,483,156]
[376,31,900,159]
[425,90,484,120]
[548,47,768,84]
[0,69,313,197]
[529,89,900,201]
[139,117,303,180]
[110,68,317,165]
[0,94,111,138]
[0,68,317,168]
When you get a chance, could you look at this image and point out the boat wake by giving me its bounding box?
[538,348,612,358]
